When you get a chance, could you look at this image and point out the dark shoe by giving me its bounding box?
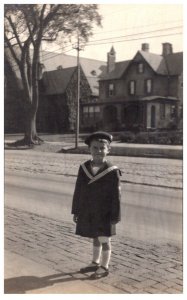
[80,261,100,273]
[89,266,109,279]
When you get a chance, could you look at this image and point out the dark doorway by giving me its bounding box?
[103,105,117,130]
[151,105,156,128]
[123,104,139,129]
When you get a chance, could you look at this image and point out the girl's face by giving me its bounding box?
[89,140,110,164]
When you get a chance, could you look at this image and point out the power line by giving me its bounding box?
[85,32,182,47]
[35,24,183,60]
[86,26,182,44]
[92,19,183,36]
[40,44,73,60]
[40,22,183,55]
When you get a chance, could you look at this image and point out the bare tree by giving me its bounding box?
[4,4,102,145]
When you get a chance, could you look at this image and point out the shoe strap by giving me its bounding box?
[100,266,108,271]
[92,261,99,266]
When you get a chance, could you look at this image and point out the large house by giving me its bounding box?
[82,43,183,131]
[37,52,106,132]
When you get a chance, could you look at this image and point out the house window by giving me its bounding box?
[145,79,152,94]
[83,106,89,118]
[170,105,176,118]
[89,106,94,118]
[109,83,115,96]
[83,106,100,119]
[129,80,136,95]
[137,62,144,73]
[160,103,166,119]
[94,106,100,113]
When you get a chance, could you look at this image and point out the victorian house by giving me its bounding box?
[84,43,183,131]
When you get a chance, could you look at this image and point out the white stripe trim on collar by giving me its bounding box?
[81,163,118,184]
[81,163,93,179]
[88,166,118,184]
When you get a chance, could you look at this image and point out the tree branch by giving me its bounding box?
[25,19,36,47]
[41,36,57,42]
[7,16,23,50]
[42,5,61,28]
[4,34,21,67]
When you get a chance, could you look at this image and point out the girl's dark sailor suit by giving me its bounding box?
[71,160,121,238]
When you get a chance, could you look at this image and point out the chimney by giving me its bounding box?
[141,43,149,52]
[162,43,173,56]
[107,46,116,73]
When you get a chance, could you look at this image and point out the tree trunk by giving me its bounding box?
[22,46,43,146]
[23,100,42,145]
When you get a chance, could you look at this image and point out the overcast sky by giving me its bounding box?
[46,2,183,62]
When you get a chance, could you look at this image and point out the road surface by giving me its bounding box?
[4,171,182,245]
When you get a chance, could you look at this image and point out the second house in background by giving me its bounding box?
[91,43,183,132]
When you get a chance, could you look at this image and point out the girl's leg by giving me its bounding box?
[101,239,111,269]
[93,237,102,264]
[89,237,111,279]
[80,238,101,272]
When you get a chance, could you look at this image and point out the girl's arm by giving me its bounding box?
[71,166,82,216]
[111,169,121,224]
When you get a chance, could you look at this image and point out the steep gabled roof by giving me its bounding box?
[138,50,183,76]
[165,52,183,75]
[41,51,106,95]
[138,50,168,75]
[99,48,183,81]
[99,60,130,80]
[42,67,76,95]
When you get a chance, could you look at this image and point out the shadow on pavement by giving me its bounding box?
[4,271,88,294]
[4,141,33,150]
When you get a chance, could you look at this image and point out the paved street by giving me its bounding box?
[5,206,182,294]
[5,150,182,188]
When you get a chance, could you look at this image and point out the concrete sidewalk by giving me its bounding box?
[4,207,183,294]
[5,139,183,159]
[4,251,109,294]
[64,142,183,159]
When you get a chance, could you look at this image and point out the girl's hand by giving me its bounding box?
[73,215,78,223]
[111,220,117,225]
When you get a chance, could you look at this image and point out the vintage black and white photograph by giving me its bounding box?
[4,0,183,295]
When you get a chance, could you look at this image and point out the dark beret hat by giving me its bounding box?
[85,131,113,146]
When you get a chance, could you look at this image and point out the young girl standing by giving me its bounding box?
[71,131,121,279]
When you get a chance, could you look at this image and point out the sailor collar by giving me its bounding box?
[81,160,118,185]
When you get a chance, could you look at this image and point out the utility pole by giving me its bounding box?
[74,34,83,149]
[75,35,80,148]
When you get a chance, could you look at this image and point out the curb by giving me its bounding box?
[60,144,183,160]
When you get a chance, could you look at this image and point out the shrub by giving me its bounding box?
[120,132,135,143]
[119,130,183,145]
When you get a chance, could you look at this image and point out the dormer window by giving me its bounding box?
[109,83,115,96]
[137,62,144,73]
[91,70,97,76]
